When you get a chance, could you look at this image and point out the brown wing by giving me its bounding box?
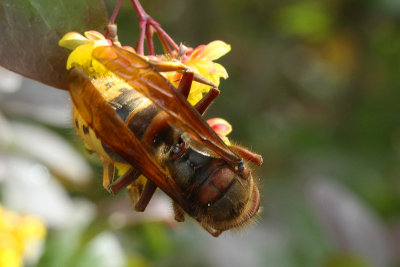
[67,68,191,212]
[92,45,242,169]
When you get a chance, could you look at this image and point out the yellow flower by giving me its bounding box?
[184,40,230,81]
[59,31,113,77]
[166,41,231,105]
[207,118,232,145]
[184,41,230,104]
[60,31,230,106]
[0,206,46,267]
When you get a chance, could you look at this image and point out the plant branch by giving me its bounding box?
[130,0,179,55]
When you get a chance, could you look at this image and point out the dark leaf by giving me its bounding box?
[0,0,108,90]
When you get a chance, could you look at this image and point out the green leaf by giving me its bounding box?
[0,0,108,90]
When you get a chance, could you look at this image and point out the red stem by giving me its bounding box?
[145,24,155,55]
[157,29,173,55]
[110,0,123,24]
[135,20,146,54]
[130,0,179,55]
[131,0,148,21]
[153,24,179,52]
[104,0,123,38]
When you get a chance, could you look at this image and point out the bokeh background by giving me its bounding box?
[1,0,400,266]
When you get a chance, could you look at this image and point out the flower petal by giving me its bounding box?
[201,41,231,61]
[213,62,229,79]
[59,32,90,50]
[186,84,206,105]
[207,118,232,137]
[66,43,94,70]
[186,45,206,61]
[84,31,106,41]
[92,59,109,75]
[220,136,231,145]
[66,43,108,76]
[182,40,231,100]
[207,118,232,145]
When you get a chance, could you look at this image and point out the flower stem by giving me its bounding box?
[105,0,123,39]
[131,0,148,22]
[135,20,146,54]
[109,0,123,24]
[145,24,155,55]
[130,0,179,55]
[153,24,179,52]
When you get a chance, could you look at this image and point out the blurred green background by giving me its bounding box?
[1,0,400,266]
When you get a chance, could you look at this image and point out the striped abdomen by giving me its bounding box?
[73,74,169,166]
